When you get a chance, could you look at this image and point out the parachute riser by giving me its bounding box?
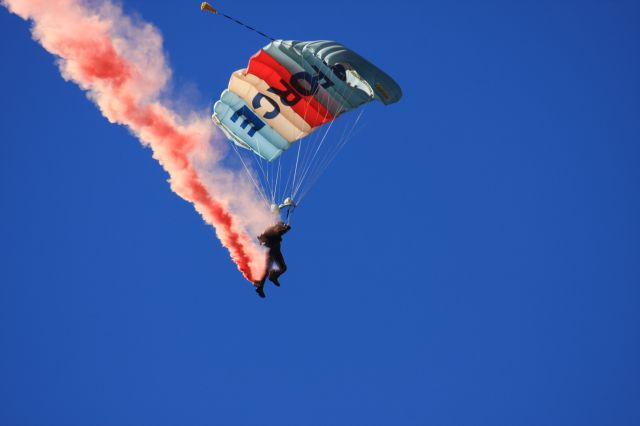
[284,204,296,225]
[270,197,297,224]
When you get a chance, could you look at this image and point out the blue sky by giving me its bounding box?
[1,1,639,425]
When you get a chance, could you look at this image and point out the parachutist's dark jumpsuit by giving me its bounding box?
[256,222,291,286]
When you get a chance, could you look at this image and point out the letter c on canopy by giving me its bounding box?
[252,93,281,119]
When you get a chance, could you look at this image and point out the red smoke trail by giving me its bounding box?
[2,0,270,282]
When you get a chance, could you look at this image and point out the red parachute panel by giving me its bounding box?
[247,50,333,128]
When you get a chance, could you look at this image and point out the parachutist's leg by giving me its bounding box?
[268,250,287,286]
[254,253,272,296]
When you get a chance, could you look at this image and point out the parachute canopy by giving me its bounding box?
[213,40,402,161]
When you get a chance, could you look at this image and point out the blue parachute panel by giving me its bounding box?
[303,41,403,106]
[213,90,289,161]
[263,41,354,114]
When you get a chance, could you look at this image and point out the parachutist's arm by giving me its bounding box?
[279,224,291,236]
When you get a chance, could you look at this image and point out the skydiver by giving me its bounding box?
[254,221,291,298]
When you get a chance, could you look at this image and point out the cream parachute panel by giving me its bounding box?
[228,70,312,142]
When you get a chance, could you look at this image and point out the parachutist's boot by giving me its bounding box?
[255,284,266,298]
[268,272,280,287]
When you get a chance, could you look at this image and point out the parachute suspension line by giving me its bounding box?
[293,108,329,194]
[305,111,354,187]
[304,83,368,190]
[292,117,337,198]
[201,2,276,42]
[290,134,304,200]
[293,92,351,196]
[288,130,312,198]
[270,157,277,203]
[284,147,300,204]
[232,131,275,208]
[273,155,282,205]
[264,149,278,204]
[292,81,361,200]
[230,141,270,206]
[281,158,294,204]
[298,77,357,182]
[252,141,271,200]
[310,109,366,199]
[311,107,367,191]
[290,136,324,200]
[265,151,273,202]
[258,148,275,203]
[293,65,333,188]
[289,88,348,199]
[295,124,349,202]
[286,78,315,199]
[297,106,367,204]
[267,158,276,203]
[281,54,359,204]
[272,158,277,201]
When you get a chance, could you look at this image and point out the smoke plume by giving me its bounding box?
[2,0,273,282]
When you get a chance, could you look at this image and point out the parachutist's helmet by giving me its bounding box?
[281,197,295,208]
[270,203,280,213]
